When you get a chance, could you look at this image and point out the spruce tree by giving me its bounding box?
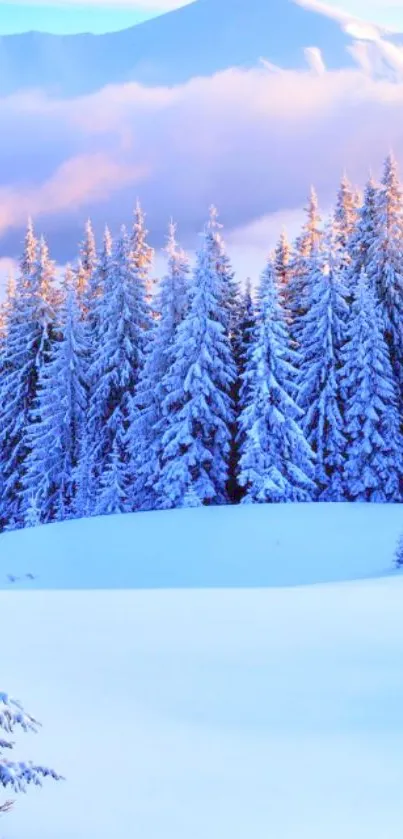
[333,174,358,298]
[128,221,190,511]
[288,187,322,343]
[348,176,378,296]
[22,269,88,522]
[273,230,292,316]
[87,227,146,503]
[0,692,61,814]
[342,269,402,502]
[130,200,154,314]
[155,221,235,508]
[368,153,403,389]
[238,258,315,503]
[95,435,128,515]
[206,205,240,337]
[231,278,256,501]
[297,234,348,500]
[0,232,56,528]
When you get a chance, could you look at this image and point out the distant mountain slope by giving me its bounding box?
[0,0,358,98]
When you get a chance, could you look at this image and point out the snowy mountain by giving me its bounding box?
[1,504,403,839]
[0,0,368,97]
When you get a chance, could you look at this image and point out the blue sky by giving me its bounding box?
[0,0,402,36]
[0,1,191,35]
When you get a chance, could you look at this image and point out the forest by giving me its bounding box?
[0,152,402,531]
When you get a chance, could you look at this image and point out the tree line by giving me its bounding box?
[1,152,403,530]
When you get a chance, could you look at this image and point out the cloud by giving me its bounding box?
[0,153,148,233]
[1,52,403,269]
[296,0,385,38]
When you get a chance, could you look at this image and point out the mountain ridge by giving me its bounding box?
[0,0,359,98]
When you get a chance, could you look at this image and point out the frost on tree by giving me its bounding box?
[130,200,154,312]
[394,532,403,568]
[238,257,315,503]
[23,270,89,523]
[0,228,57,529]
[155,219,236,508]
[368,154,403,389]
[0,693,61,814]
[288,187,322,344]
[348,176,379,297]
[88,227,149,509]
[231,279,256,501]
[128,221,190,512]
[342,269,402,502]
[297,232,348,500]
[273,230,292,318]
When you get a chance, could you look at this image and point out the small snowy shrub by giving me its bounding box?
[395,533,403,568]
[0,693,62,814]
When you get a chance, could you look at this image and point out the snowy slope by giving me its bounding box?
[2,504,402,839]
[0,0,360,97]
[2,578,403,839]
[0,502,401,589]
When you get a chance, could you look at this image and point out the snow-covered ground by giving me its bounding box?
[0,502,401,589]
[1,504,403,839]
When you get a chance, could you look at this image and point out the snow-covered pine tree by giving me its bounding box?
[205,206,240,499]
[87,225,112,338]
[130,200,154,314]
[288,187,323,344]
[238,257,315,503]
[368,153,403,389]
[297,230,348,500]
[342,268,402,502]
[273,230,292,317]
[74,219,97,316]
[87,227,146,505]
[205,205,240,338]
[24,493,41,528]
[128,221,190,512]
[95,434,128,515]
[348,176,379,296]
[154,221,236,508]
[0,692,61,814]
[394,532,403,568]
[0,232,57,528]
[333,174,358,298]
[230,278,256,501]
[22,268,88,522]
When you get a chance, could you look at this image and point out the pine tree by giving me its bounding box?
[342,269,402,502]
[0,232,56,528]
[288,187,322,342]
[128,221,190,511]
[205,205,240,338]
[297,235,348,500]
[231,278,256,501]
[130,200,154,313]
[75,219,97,315]
[87,227,146,503]
[368,153,403,389]
[0,692,61,814]
[22,269,88,522]
[24,493,41,528]
[273,230,292,316]
[95,436,128,515]
[155,222,235,508]
[333,174,358,298]
[238,258,315,503]
[348,176,379,296]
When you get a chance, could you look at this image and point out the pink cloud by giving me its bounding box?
[0,153,148,234]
